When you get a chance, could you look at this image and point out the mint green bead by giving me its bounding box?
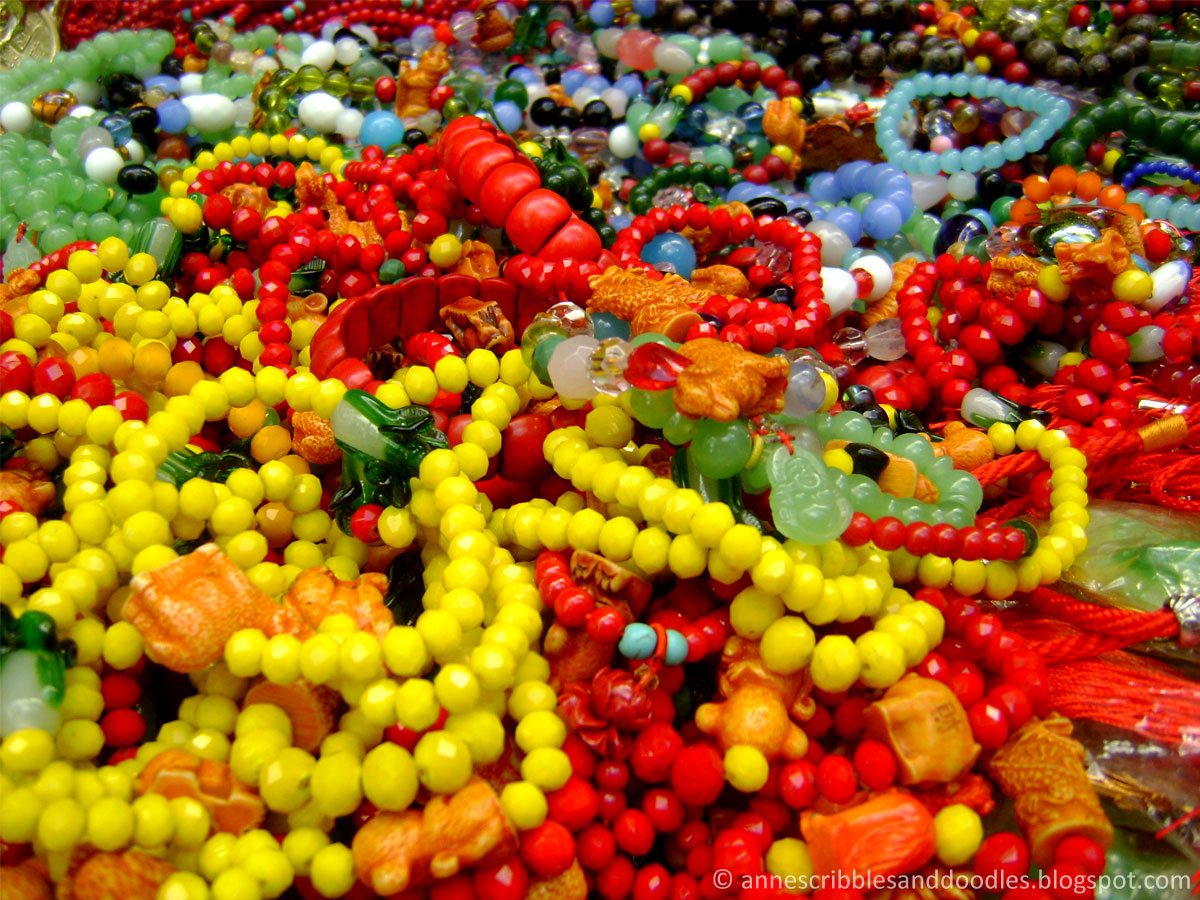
[849,193,873,214]
[892,433,935,468]
[630,388,675,429]
[663,412,697,446]
[40,224,76,253]
[107,187,129,216]
[72,211,90,234]
[831,412,874,443]
[79,183,108,213]
[703,145,734,167]
[708,34,744,62]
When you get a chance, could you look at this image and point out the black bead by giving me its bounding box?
[1008,24,1035,47]
[529,96,560,126]
[1122,34,1150,65]
[1080,54,1111,86]
[732,143,754,166]
[376,51,402,73]
[944,42,966,71]
[671,5,699,29]
[975,169,1008,204]
[104,73,143,108]
[1023,39,1056,71]
[845,443,890,480]
[822,44,855,82]
[403,128,428,146]
[888,39,920,71]
[827,2,855,33]
[922,47,949,73]
[711,0,740,26]
[786,207,812,226]
[581,99,614,128]
[557,106,582,130]
[127,105,159,142]
[161,56,184,78]
[798,8,825,43]
[188,22,213,42]
[1123,13,1159,38]
[1108,43,1135,76]
[795,54,825,89]
[191,141,214,159]
[117,164,158,194]
[855,41,887,78]
[765,283,795,304]
[1046,54,1081,83]
[747,196,787,217]
[542,64,562,86]
[842,384,875,408]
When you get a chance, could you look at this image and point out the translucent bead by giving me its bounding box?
[548,335,601,400]
[833,327,867,365]
[754,241,790,277]
[541,301,593,338]
[589,338,633,396]
[76,126,114,161]
[865,319,907,361]
[782,362,826,419]
[951,103,980,134]
[449,11,477,42]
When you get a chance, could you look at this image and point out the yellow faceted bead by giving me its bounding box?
[810,634,861,692]
[759,615,815,674]
[855,630,907,689]
[1036,264,1070,301]
[987,422,1016,455]
[729,586,785,639]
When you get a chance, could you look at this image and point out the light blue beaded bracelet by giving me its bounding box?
[876,73,1072,177]
[1126,189,1200,233]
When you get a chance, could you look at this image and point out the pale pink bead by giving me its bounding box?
[931,135,954,154]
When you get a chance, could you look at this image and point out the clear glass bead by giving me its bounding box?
[589,338,633,395]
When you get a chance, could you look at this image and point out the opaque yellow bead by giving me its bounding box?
[810,634,861,692]
[724,744,769,793]
[758,615,816,674]
[933,804,983,866]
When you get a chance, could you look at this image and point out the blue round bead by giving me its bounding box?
[809,171,840,203]
[632,0,656,16]
[863,198,902,240]
[492,100,523,133]
[359,110,407,150]
[642,232,697,279]
[619,623,657,660]
[664,630,689,666]
[155,99,189,134]
[589,0,615,26]
[836,161,871,198]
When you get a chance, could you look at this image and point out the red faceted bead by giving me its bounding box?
[815,755,857,804]
[626,342,691,390]
[968,700,1010,749]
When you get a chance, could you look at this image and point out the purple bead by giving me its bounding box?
[979,97,1006,125]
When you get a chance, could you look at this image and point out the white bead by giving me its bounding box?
[653,41,694,75]
[1146,260,1191,313]
[251,56,280,77]
[947,171,977,202]
[84,147,124,185]
[122,139,145,165]
[608,123,638,159]
[234,98,255,127]
[68,105,96,119]
[301,40,337,71]
[594,28,622,58]
[909,173,949,210]
[600,88,627,118]
[179,73,204,97]
[336,108,364,140]
[66,80,101,106]
[571,86,597,109]
[820,267,858,317]
[350,24,378,48]
[181,94,238,133]
[334,37,361,66]
[848,253,893,302]
[0,102,32,134]
[548,336,601,401]
[298,92,345,132]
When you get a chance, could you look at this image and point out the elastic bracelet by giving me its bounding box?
[877,73,1071,175]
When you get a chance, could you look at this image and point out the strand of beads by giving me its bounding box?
[877,73,1072,175]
